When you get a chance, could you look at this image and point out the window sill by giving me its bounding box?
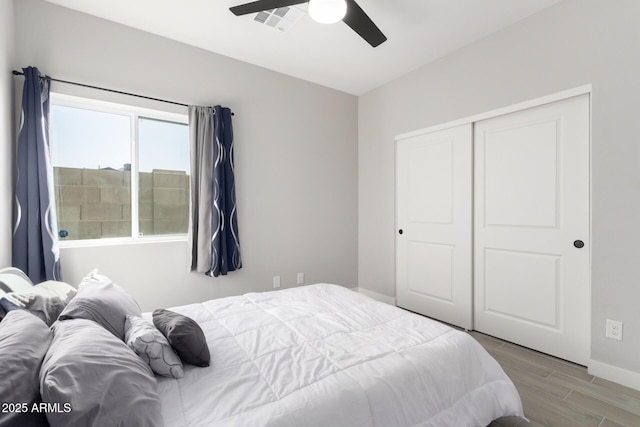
[57,235,188,249]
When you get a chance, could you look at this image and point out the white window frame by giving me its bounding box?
[49,93,190,248]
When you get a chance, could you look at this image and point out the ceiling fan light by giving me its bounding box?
[308,0,347,25]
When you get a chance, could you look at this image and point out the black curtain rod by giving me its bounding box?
[12,70,233,115]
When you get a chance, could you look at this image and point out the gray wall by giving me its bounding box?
[12,0,358,311]
[0,0,14,267]
[358,0,640,375]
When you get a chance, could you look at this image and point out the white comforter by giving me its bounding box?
[153,284,523,426]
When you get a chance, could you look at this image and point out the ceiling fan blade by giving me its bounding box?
[230,0,306,16]
[342,0,387,47]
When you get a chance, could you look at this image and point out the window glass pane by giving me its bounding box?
[138,117,190,237]
[51,105,132,240]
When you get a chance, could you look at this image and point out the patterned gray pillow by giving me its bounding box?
[125,314,184,379]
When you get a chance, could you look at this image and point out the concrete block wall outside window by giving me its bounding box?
[54,166,189,240]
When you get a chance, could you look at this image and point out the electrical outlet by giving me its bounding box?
[296,272,305,285]
[273,276,281,289]
[605,319,623,341]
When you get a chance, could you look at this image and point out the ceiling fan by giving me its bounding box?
[229,0,387,47]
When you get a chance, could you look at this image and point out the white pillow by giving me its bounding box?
[0,280,77,325]
[124,314,184,379]
[0,267,34,295]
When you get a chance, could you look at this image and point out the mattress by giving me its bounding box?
[152,284,523,426]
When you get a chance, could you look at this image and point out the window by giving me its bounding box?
[50,94,189,242]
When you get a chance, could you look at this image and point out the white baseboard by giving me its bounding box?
[352,287,396,306]
[589,359,640,392]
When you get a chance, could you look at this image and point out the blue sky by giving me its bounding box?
[50,105,189,173]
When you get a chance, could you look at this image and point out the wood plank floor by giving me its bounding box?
[468,331,640,427]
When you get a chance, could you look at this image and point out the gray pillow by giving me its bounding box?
[0,280,77,326]
[0,310,52,427]
[125,314,184,379]
[153,309,210,367]
[58,269,141,340]
[40,318,163,427]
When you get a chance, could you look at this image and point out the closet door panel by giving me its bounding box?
[396,124,472,329]
[474,94,590,365]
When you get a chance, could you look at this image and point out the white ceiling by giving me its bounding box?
[43,0,562,95]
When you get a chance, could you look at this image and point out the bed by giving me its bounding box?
[152,284,524,426]
[0,270,524,427]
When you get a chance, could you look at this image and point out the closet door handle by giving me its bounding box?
[398,229,404,235]
[573,240,584,248]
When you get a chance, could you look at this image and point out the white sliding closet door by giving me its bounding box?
[396,124,473,329]
[474,94,590,365]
